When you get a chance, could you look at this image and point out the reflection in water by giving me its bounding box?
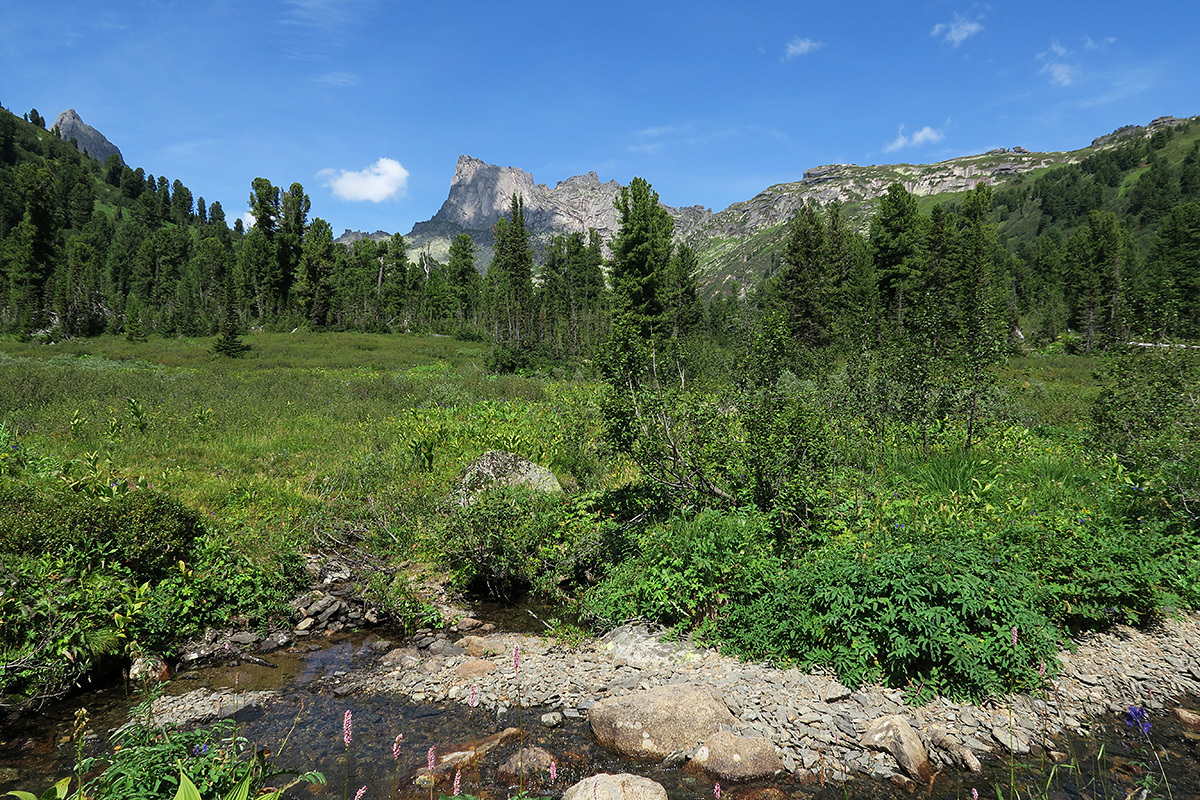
[3,633,1199,800]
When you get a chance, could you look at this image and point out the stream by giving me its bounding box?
[3,629,1200,800]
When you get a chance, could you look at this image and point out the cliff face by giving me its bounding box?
[406,156,633,262]
[52,109,124,165]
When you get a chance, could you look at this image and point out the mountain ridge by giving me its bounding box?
[367,114,1196,284]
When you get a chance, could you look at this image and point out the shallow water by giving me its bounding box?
[4,633,1200,800]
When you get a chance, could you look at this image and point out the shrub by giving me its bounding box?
[435,488,620,601]
[582,509,778,630]
[713,539,1062,702]
[0,480,205,580]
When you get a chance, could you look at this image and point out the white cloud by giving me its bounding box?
[1083,36,1117,50]
[784,37,823,59]
[313,71,359,87]
[1041,61,1077,86]
[242,211,256,229]
[884,125,945,153]
[931,16,983,46]
[318,157,410,202]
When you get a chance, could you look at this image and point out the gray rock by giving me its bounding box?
[691,730,785,781]
[991,727,1031,755]
[562,774,667,800]
[589,684,736,759]
[860,715,933,783]
[541,711,564,728]
[449,450,561,506]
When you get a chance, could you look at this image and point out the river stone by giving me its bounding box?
[449,450,562,506]
[459,635,503,658]
[589,684,735,759]
[1173,707,1200,727]
[860,715,932,783]
[129,655,170,682]
[991,727,1031,755]
[498,746,557,782]
[563,774,667,800]
[455,658,498,680]
[690,730,785,781]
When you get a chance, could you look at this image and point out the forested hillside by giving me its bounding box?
[2,105,1197,368]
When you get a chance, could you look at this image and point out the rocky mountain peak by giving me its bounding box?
[52,108,124,165]
[408,156,639,263]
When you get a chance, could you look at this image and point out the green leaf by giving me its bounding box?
[220,772,253,800]
[173,766,202,800]
[5,791,40,800]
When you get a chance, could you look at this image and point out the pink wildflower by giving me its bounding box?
[427,744,436,771]
[972,790,979,800]
[469,684,477,708]
[550,760,557,783]
[715,782,721,800]
[453,768,462,797]
[393,733,403,761]
[343,710,353,748]
[354,787,367,800]
[513,644,520,674]
[1011,626,1019,647]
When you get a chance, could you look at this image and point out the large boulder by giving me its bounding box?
[449,450,561,506]
[589,684,736,759]
[860,715,933,783]
[562,774,667,800]
[690,731,785,781]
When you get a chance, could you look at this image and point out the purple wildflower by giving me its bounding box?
[393,733,403,761]
[469,684,477,708]
[1126,706,1151,737]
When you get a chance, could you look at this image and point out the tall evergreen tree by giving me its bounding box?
[447,232,480,328]
[611,177,674,337]
[870,183,924,331]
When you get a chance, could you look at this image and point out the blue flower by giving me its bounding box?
[1126,706,1151,737]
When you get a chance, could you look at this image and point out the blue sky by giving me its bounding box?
[3,1,1197,239]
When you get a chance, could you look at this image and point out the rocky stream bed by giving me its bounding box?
[7,558,1200,799]
[143,558,1200,797]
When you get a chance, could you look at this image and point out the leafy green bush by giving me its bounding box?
[435,488,621,600]
[0,480,204,579]
[713,539,1062,702]
[583,509,777,629]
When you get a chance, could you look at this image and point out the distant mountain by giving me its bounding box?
[335,229,393,246]
[397,114,1195,287]
[52,109,123,165]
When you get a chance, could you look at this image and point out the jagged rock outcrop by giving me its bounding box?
[52,109,123,165]
[335,229,393,246]
[406,156,641,263]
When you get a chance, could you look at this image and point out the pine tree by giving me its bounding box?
[611,177,674,337]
